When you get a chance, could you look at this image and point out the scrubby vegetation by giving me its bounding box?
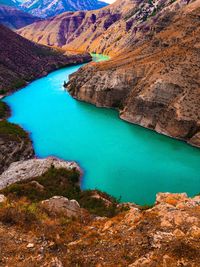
[0,120,30,142]
[0,101,9,119]
[1,166,119,217]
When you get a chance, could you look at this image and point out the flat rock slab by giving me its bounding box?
[0,157,80,190]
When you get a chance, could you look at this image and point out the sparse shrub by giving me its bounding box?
[0,101,9,119]
[1,168,119,217]
[0,201,39,227]
[0,120,29,141]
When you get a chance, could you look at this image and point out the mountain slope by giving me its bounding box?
[17,0,135,51]
[0,24,91,95]
[0,5,40,29]
[20,0,108,18]
[17,0,189,55]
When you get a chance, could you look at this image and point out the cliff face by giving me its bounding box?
[66,0,200,148]
[0,24,92,95]
[20,0,108,18]
[0,5,40,29]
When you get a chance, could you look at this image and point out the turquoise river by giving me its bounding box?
[4,55,200,205]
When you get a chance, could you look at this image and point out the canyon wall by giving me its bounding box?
[66,1,200,147]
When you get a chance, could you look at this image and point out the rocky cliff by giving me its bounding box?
[0,5,40,29]
[0,24,92,95]
[66,0,200,148]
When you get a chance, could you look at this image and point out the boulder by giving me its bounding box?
[40,196,81,218]
[156,192,188,206]
[0,157,80,190]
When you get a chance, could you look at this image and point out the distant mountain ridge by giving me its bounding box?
[20,0,108,18]
[0,0,18,7]
[0,5,40,29]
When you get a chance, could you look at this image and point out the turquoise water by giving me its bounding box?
[4,60,200,204]
[90,53,110,62]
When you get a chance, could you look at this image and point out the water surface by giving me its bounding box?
[4,58,200,204]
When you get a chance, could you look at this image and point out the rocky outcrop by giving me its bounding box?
[66,1,200,147]
[0,5,40,29]
[0,24,92,95]
[20,0,108,18]
[41,196,81,218]
[0,157,80,189]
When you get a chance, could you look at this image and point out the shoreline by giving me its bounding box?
[65,93,200,150]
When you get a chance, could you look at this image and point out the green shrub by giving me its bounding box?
[0,120,29,141]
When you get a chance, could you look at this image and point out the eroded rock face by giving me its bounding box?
[0,157,80,189]
[41,196,81,218]
[66,1,200,147]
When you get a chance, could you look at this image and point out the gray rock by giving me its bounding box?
[40,196,81,218]
[0,157,80,190]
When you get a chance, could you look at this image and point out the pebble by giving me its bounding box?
[27,243,34,248]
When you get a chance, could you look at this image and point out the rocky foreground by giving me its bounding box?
[0,160,200,266]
